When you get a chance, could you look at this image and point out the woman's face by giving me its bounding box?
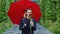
[26,10,32,17]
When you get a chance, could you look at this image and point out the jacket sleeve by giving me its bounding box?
[19,20,24,30]
[32,20,36,31]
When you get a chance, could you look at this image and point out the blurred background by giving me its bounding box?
[0,0,60,34]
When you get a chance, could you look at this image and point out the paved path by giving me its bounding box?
[3,23,54,34]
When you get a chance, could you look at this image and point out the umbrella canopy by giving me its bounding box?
[7,0,42,25]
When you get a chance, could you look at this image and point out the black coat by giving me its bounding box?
[19,18,36,34]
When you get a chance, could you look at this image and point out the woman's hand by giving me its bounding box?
[24,23,26,26]
[23,23,26,28]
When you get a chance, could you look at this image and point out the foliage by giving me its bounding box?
[40,0,60,34]
[0,0,14,34]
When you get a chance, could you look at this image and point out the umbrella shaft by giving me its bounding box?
[30,26,32,34]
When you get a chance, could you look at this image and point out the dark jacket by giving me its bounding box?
[19,18,36,34]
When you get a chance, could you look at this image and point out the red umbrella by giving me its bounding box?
[7,0,42,25]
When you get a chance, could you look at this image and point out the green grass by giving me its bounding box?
[40,20,60,34]
[0,21,13,34]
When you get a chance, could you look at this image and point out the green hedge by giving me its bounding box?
[40,0,60,34]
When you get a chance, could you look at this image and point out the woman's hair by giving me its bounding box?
[25,8,32,13]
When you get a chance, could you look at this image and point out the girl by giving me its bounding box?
[19,9,36,34]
